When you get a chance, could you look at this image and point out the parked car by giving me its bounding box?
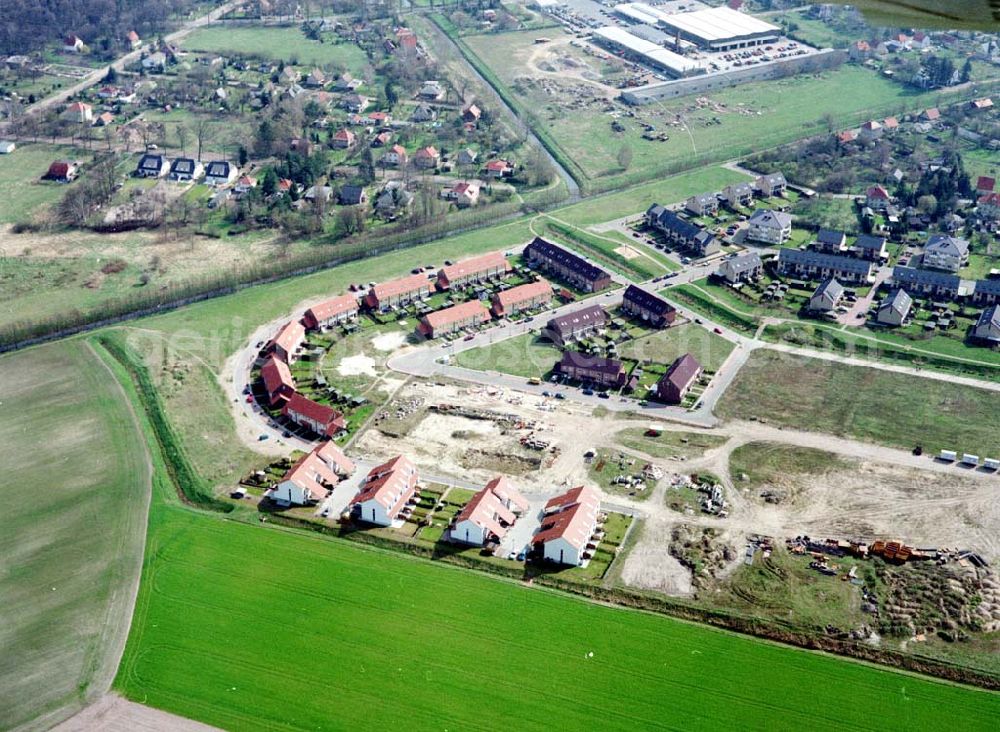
[582,388,594,396]
[713,327,723,334]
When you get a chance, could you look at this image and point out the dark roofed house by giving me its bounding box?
[544,304,609,346]
[523,237,612,293]
[853,234,887,262]
[168,157,202,182]
[338,185,368,206]
[814,229,847,253]
[685,192,718,216]
[891,266,960,299]
[645,206,720,257]
[621,285,676,328]
[876,289,912,326]
[777,249,874,284]
[972,279,1000,307]
[135,153,167,178]
[973,305,1000,344]
[558,351,626,389]
[203,160,235,186]
[746,208,792,244]
[808,278,844,313]
[655,353,702,404]
[755,172,787,198]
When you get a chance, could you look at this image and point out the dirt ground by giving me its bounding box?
[51,695,220,732]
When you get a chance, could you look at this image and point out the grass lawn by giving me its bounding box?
[729,442,850,488]
[617,322,734,372]
[0,143,89,224]
[615,426,727,460]
[181,26,370,72]
[452,332,561,379]
[0,341,150,730]
[717,350,1000,456]
[115,497,1000,730]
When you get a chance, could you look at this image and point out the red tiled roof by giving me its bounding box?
[350,455,418,515]
[438,251,509,286]
[867,185,890,199]
[419,300,490,333]
[492,279,551,313]
[281,393,345,436]
[271,319,305,357]
[484,475,528,513]
[976,176,996,192]
[260,356,294,402]
[980,193,1000,207]
[314,440,355,476]
[47,161,71,178]
[924,108,940,120]
[535,486,600,552]
[304,294,358,329]
[281,451,339,502]
[365,273,433,305]
[486,159,511,171]
[453,480,522,540]
[883,116,899,129]
[544,485,599,514]
[414,146,439,159]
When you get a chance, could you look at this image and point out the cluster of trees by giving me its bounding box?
[0,0,199,56]
[894,148,973,219]
[904,56,972,89]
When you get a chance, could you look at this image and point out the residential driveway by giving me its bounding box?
[498,499,547,558]
[837,265,891,325]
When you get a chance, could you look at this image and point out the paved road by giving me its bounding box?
[23,1,248,117]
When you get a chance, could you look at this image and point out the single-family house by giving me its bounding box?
[979,192,1000,221]
[62,101,92,123]
[485,159,513,178]
[304,68,326,88]
[746,208,792,244]
[338,185,368,206]
[234,175,257,195]
[126,30,141,50]
[314,440,355,478]
[462,104,481,124]
[533,486,601,567]
[333,73,362,91]
[381,144,407,166]
[203,161,237,187]
[445,181,479,207]
[303,294,359,330]
[970,98,994,112]
[814,229,847,253]
[544,304,608,346]
[866,184,892,211]
[374,184,413,217]
[457,148,478,167]
[267,451,338,506]
[141,51,166,71]
[44,160,80,182]
[168,157,202,182]
[135,153,168,178]
[342,94,370,113]
[921,108,940,122]
[371,131,392,148]
[349,455,419,526]
[413,146,440,169]
[417,299,491,338]
[418,80,444,100]
[859,120,883,140]
[450,476,529,546]
[853,234,887,262]
[93,111,115,127]
[63,34,84,53]
[410,103,437,123]
[923,234,969,272]
[332,128,356,149]
[876,289,912,326]
[490,279,552,318]
[976,176,996,196]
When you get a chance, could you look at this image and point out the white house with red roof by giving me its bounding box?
[979,193,1000,221]
[268,451,339,506]
[303,294,359,330]
[349,455,419,526]
[450,476,529,546]
[485,159,514,178]
[533,486,601,566]
[444,181,479,207]
[62,102,93,123]
[976,176,996,196]
[381,144,407,167]
[332,128,356,149]
[63,34,85,53]
[281,394,346,438]
[866,184,891,211]
[413,146,440,169]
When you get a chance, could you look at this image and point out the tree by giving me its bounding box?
[960,58,972,84]
[384,81,398,107]
[238,145,249,167]
[255,119,275,157]
[917,194,937,214]
[261,167,279,198]
[359,146,375,184]
[175,123,189,155]
[617,144,633,171]
[194,118,214,161]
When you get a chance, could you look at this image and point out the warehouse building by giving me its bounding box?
[652,6,781,51]
[592,26,704,79]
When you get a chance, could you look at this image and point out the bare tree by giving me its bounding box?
[194,117,214,161]
[176,123,190,155]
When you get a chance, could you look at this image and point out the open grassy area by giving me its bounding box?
[453,332,561,379]
[617,322,734,372]
[729,442,850,488]
[181,26,370,72]
[0,341,150,730]
[717,350,1000,456]
[615,426,727,460]
[116,495,1000,730]
[0,143,89,224]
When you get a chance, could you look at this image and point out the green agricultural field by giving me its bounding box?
[717,350,1000,456]
[617,322,735,372]
[116,501,1000,731]
[0,341,150,730]
[453,332,561,378]
[0,143,88,224]
[181,26,370,72]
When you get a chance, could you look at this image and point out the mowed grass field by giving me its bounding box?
[717,350,1000,456]
[0,341,150,730]
[453,332,561,378]
[116,502,1000,731]
[181,26,370,72]
[618,322,734,372]
[0,143,87,224]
